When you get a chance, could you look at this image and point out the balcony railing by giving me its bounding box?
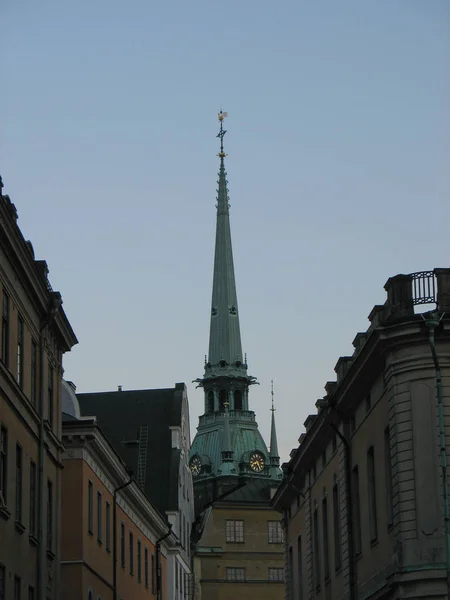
[410,271,436,306]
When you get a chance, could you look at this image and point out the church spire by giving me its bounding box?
[269,381,280,467]
[208,111,243,367]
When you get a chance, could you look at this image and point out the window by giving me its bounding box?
[175,562,179,590]
[14,576,21,600]
[47,365,54,427]
[105,502,111,551]
[234,389,242,410]
[219,389,228,411]
[367,447,378,542]
[28,586,34,600]
[225,519,244,543]
[365,393,371,413]
[268,567,284,581]
[321,451,326,469]
[297,535,303,600]
[332,434,337,454]
[47,479,53,551]
[352,466,362,555]
[322,496,330,580]
[96,491,102,543]
[88,481,93,534]
[1,291,9,367]
[120,523,125,567]
[29,461,37,537]
[0,565,5,600]
[30,341,37,407]
[313,507,320,589]
[144,547,149,588]
[0,426,7,503]
[129,531,134,575]
[268,520,283,544]
[288,547,294,598]
[226,568,245,581]
[17,316,24,387]
[350,414,356,434]
[150,552,155,593]
[385,427,393,527]
[16,444,23,523]
[137,540,142,582]
[206,390,214,413]
[333,482,341,571]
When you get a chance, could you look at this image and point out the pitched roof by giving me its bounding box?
[216,478,276,506]
[77,384,185,515]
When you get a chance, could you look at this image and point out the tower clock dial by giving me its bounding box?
[190,456,202,476]
[249,451,265,473]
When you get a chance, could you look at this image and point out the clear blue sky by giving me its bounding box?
[1,0,449,462]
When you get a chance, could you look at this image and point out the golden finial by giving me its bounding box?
[217,110,228,159]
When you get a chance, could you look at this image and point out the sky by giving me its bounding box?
[1,0,449,463]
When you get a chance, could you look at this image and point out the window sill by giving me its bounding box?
[29,534,39,547]
[46,549,55,561]
[0,505,11,521]
[15,520,26,534]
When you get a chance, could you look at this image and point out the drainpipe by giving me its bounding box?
[423,312,450,593]
[37,293,62,600]
[113,472,133,600]
[330,423,356,600]
[156,524,172,600]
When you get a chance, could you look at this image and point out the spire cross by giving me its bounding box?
[217,110,228,159]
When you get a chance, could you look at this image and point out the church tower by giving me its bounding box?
[189,112,281,512]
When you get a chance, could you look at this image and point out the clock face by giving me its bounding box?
[190,456,202,476]
[249,451,265,473]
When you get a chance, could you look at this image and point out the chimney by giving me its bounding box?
[118,385,122,392]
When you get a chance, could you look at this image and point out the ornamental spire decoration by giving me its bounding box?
[269,380,280,467]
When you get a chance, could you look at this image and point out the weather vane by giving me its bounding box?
[217,110,228,159]
[271,380,275,412]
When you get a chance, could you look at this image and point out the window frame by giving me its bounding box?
[15,444,23,524]
[29,460,37,538]
[332,481,341,571]
[225,519,245,543]
[322,495,330,581]
[367,446,378,543]
[268,520,283,544]
[0,427,8,504]
[105,501,111,552]
[16,315,24,387]
[120,522,125,568]
[88,480,94,534]
[97,491,102,544]
[1,291,10,367]
[313,506,320,590]
[47,365,54,428]
[352,465,362,555]
[268,567,284,582]
[137,539,142,583]
[225,567,245,581]
[30,341,37,407]
[46,479,53,552]
[129,531,134,575]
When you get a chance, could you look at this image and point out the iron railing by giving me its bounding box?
[410,271,436,306]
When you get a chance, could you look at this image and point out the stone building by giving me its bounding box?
[272,269,450,600]
[77,383,195,600]
[60,380,178,600]
[189,113,284,599]
[0,176,78,600]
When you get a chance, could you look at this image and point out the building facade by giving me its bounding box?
[0,176,78,600]
[77,383,195,600]
[189,113,284,599]
[61,381,178,600]
[272,269,450,600]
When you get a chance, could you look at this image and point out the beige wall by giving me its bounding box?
[196,505,284,600]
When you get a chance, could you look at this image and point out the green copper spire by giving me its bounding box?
[208,110,243,366]
[269,381,280,468]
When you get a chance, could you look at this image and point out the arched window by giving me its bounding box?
[88,592,93,600]
[206,391,214,413]
[234,390,242,411]
[219,389,228,411]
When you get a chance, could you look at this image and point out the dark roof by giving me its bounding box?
[77,384,185,515]
[218,478,276,506]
